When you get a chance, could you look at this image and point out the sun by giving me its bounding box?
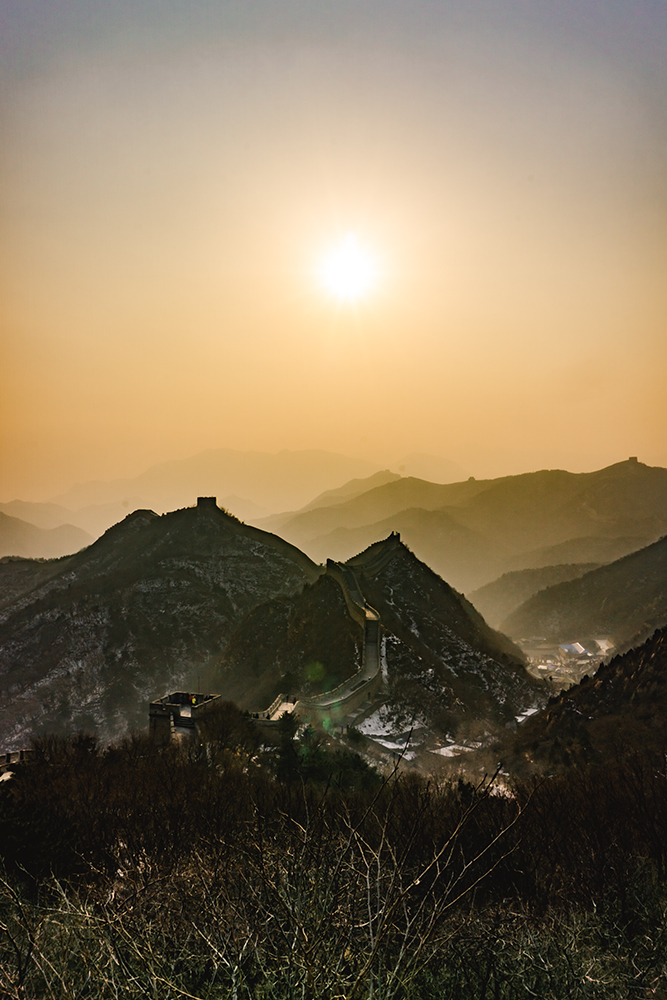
[319,232,378,302]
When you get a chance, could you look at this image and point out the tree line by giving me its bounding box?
[1,704,666,998]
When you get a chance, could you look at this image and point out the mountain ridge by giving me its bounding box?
[0,512,92,560]
[268,460,667,591]
[500,534,667,651]
[49,448,381,514]
[0,501,321,749]
[468,563,603,629]
[344,535,540,734]
[0,504,543,751]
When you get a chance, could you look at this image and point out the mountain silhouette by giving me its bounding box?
[0,504,542,750]
[500,534,667,651]
[265,460,667,591]
[0,512,92,559]
[0,501,319,749]
[468,563,602,629]
[50,448,380,514]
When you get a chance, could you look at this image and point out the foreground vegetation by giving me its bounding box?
[1,710,666,998]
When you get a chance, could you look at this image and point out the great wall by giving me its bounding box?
[148,530,408,744]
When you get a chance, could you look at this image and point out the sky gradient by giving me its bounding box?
[2,0,666,501]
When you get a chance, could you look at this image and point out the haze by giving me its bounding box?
[1,0,666,502]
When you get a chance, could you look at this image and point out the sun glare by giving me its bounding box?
[319,232,378,302]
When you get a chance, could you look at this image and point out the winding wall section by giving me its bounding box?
[264,559,384,728]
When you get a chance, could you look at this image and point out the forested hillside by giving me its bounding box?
[501,535,667,648]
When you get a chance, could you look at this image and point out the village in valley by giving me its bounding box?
[517,636,615,689]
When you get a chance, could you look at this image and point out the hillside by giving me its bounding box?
[503,625,667,774]
[0,500,320,749]
[0,556,76,610]
[266,459,667,591]
[209,532,542,737]
[503,534,651,572]
[501,535,667,649]
[260,470,403,535]
[0,512,92,559]
[468,563,601,629]
[448,460,667,553]
[212,572,363,710]
[345,535,541,735]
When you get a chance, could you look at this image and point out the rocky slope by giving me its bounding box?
[0,501,320,749]
[346,535,543,736]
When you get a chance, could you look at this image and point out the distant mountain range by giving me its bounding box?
[48,448,385,514]
[0,495,270,544]
[386,452,469,483]
[4,457,663,590]
[500,534,667,652]
[468,563,602,630]
[0,512,93,560]
[258,459,667,591]
[1,451,396,557]
[0,450,468,557]
[0,499,145,543]
[291,470,402,514]
[0,500,539,749]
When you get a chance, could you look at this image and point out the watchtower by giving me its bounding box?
[149,691,221,745]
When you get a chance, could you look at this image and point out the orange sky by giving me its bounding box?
[1,1,666,501]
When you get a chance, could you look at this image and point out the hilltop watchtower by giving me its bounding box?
[197,496,217,509]
[149,691,220,745]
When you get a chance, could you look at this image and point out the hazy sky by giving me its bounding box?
[2,0,666,501]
